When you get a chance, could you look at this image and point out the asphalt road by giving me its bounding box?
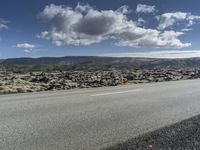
[1,79,200,150]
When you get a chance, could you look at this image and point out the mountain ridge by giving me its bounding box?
[1,56,200,73]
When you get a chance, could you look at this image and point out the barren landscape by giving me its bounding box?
[2,1,200,149]
[1,56,200,94]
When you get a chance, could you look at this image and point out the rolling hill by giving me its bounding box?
[1,56,200,73]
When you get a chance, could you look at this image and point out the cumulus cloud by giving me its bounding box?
[17,43,36,53]
[157,12,200,30]
[118,30,191,48]
[102,50,200,59]
[38,4,190,48]
[136,4,156,14]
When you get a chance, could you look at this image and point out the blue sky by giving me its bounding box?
[1,0,200,58]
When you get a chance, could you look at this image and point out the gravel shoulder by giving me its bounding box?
[105,115,200,150]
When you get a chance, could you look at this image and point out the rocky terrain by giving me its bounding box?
[1,68,200,94]
[1,56,200,94]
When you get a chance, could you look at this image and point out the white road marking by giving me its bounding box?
[90,89,143,97]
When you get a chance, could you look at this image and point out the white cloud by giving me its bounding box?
[137,17,146,26]
[0,24,8,30]
[116,30,191,48]
[181,28,193,32]
[157,12,200,30]
[0,18,8,41]
[24,49,32,53]
[136,4,156,14]
[102,50,200,59]
[38,4,190,49]
[0,18,8,31]
[17,43,36,49]
[16,43,36,53]
[187,15,200,27]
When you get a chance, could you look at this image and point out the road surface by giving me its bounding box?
[1,79,200,150]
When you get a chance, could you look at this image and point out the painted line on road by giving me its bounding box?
[90,89,143,97]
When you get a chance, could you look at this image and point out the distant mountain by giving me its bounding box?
[1,56,200,73]
[0,59,4,63]
[1,56,93,65]
[1,56,157,65]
